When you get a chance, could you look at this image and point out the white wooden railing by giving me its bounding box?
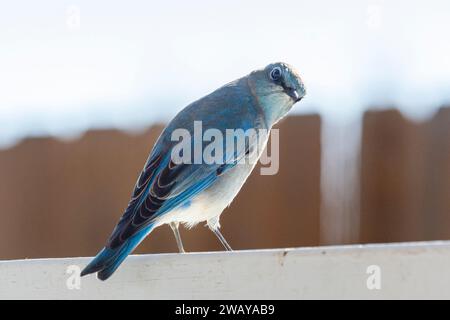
[1,241,450,299]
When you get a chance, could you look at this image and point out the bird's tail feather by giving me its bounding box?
[81,225,154,281]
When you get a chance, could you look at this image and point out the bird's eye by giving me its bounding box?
[269,67,282,81]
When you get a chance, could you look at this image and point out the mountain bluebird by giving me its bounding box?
[81,62,306,280]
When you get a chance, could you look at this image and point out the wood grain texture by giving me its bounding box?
[360,108,450,243]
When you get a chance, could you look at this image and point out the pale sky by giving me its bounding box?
[1,0,450,146]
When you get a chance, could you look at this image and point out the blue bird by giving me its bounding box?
[81,62,306,280]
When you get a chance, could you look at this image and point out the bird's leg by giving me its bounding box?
[207,218,233,251]
[169,222,185,253]
[212,228,233,252]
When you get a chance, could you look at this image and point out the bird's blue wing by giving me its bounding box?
[106,136,248,249]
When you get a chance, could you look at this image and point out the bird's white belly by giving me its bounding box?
[155,161,257,229]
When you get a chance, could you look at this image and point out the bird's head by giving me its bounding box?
[248,62,306,126]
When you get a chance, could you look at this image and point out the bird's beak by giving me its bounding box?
[287,88,302,102]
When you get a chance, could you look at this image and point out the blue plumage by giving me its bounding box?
[81,224,154,280]
[81,62,306,280]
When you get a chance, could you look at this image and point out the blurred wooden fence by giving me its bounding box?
[0,115,321,260]
[0,109,449,260]
[360,108,450,243]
